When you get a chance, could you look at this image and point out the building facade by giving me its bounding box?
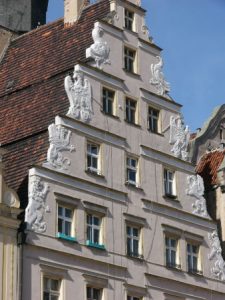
[1,0,225,299]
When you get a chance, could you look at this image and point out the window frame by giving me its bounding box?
[102,86,116,116]
[164,235,181,269]
[163,168,176,198]
[86,286,103,300]
[126,155,139,187]
[124,46,137,73]
[42,276,61,300]
[126,223,143,259]
[124,8,135,31]
[186,241,202,275]
[148,106,160,134]
[86,141,102,175]
[125,97,138,125]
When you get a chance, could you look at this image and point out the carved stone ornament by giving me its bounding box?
[150,56,170,96]
[208,230,225,281]
[25,176,49,233]
[86,22,111,69]
[65,65,93,122]
[104,10,119,25]
[47,123,75,170]
[186,174,209,218]
[169,115,190,161]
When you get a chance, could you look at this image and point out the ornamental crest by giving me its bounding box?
[86,22,111,69]
[65,65,93,122]
[25,176,49,233]
[47,124,75,170]
[186,174,209,217]
[208,230,225,281]
[150,56,170,96]
[169,115,190,161]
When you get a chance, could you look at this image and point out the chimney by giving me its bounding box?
[64,0,88,25]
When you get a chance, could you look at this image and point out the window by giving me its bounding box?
[43,277,61,300]
[125,98,137,124]
[148,107,160,133]
[125,9,134,31]
[57,205,74,238]
[102,87,115,115]
[126,225,142,258]
[165,236,180,269]
[126,156,138,186]
[164,169,176,197]
[87,142,101,174]
[187,243,201,274]
[86,214,105,248]
[87,286,102,300]
[124,47,136,73]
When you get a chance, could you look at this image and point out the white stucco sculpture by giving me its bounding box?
[186,174,209,217]
[150,56,170,96]
[86,22,111,69]
[47,123,75,170]
[208,231,225,281]
[25,176,49,233]
[169,115,190,161]
[65,65,93,122]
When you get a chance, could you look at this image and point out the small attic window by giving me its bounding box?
[5,80,15,92]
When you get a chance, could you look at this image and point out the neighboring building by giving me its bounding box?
[1,0,225,299]
[0,0,49,32]
[0,150,21,300]
[192,105,225,254]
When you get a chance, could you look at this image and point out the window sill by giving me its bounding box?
[85,169,105,178]
[166,263,182,271]
[148,129,164,137]
[127,253,144,261]
[57,233,77,243]
[100,110,120,120]
[163,194,178,201]
[86,240,106,250]
[125,181,143,191]
[188,269,203,276]
[123,68,141,78]
[124,119,141,128]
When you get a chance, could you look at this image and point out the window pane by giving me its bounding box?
[133,228,139,237]
[92,157,98,169]
[93,216,100,226]
[43,292,49,300]
[58,206,63,216]
[87,287,92,298]
[58,219,63,233]
[51,279,59,291]
[94,229,99,244]
[87,226,92,241]
[91,145,98,155]
[65,221,71,236]
[65,208,72,218]
[133,239,139,255]
[128,169,136,182]
[127,237,131,254]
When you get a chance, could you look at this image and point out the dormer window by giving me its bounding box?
[125,9,134,31]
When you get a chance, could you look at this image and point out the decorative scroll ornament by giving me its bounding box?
[86,22,111,69]
[65,65,93,122]
[25,176,49,233]
[169,115,190,161]
[186,174,209,217]
[150,56,170,96]
[47,124,75,170]
[104,10,119,25]
[208,231,225,281]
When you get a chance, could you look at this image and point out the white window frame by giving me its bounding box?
[165,235,180,269]
[126,156,139,187]
[42,276,61,300]
[186,242,202,275]
[57,204,75,238]
[164,168,176,197]
[102,87,115,116]
[124,8,134,31]
[148,107,160,133]
[124,46,137,73]
[126,224,142,259]
[87,142,101,175]
[86,213,103,246]
[86,286,102,300]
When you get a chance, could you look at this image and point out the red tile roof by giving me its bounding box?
[0,0,110,201]
[196,150,225,190]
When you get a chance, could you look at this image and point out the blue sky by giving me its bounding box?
[47,0,225,132]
